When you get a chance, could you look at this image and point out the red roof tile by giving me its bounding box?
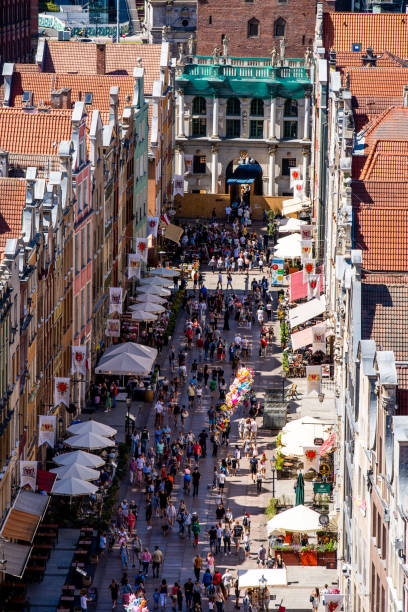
[0,108,72,155]
[352,180,408,207]
[0,178,26,256]
[43,41,162,94]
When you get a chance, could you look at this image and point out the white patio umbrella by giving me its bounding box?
[266,504,321,535]
[98,342,157,363]
[148,267,179,278]
[50,463,100,481]
[136,286,171,297]
[51,477,98,496]
[129,303,165,314]
[134,293,166,305]
[95,351,157,376]
[66,420,117,437]
[66,432,115,450]
[274,233,302,259]
[131,310,158,322]
[139,277,172,288]
[279,217,306,233]
[53,450,105,468]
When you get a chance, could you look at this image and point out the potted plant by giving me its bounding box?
[300,545,317,566]
[317,541,337,566]
[275,546,299,566]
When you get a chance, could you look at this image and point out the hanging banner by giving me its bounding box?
[163,223,184,244]
[173,175,185,198]
[271,258,284,286]
[312,326,326,354]
[109,287,123,314]
[38,415,57,448]
[135,238,148,263]
[106,319,120,337]
[147,217,159,238]
[306,365,322,395]
[303,448,320,472]
[20,461,37,491]
[301,240,313,263]
[307,274,321,300]
[300,224,313,241]
[289,167,301,187]
[184,154,193,174]
[71,346,86,376]
[303,258,316,283]
[128,254,141,279]
[54,377,70,407]
[292,180,304,200]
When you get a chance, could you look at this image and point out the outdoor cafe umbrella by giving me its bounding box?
[95,351,157,376]
[136,286,171,297]
[53,450,105,468]
[139,277,172,288]
[66,420,117,438]
[295,472,305,506]
[50,463,100,481]
[134,293,167,305]
[130,310,158,322]
[129,303,166,314]
[267,504,321,535]
[51,477,98,497]
[148,267,179,278]
[66,432,115,450]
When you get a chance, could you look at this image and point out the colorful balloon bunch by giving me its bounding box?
[222,367,255,411]
[125,595,148,612]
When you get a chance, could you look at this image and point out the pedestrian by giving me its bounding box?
[214,586,225,612]
[310,587,320,611]
[160,579,168,609]
[256,471,263,492]
[109,579,119,609]
[223,524,231,555]
[184,578,194,610]
[131,533,142,568]
[193,553,203,582]
[192,516,201,547]
[80,590,90,612]
[202,568,213,594]
[226,273,233,290]
[152,545,163,577]
[99,531,106,558]
[192,467,201,497]
[141,547,151,574]
[233,521,243,554]
[154,589,160,610]
[222,569,233,598]
[257,544,266,567]
[120,542,129,568]
[146,496,153,530]
[217,469,226,493]
[208,525,217,554]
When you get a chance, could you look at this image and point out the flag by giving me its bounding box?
[293,179,304,200]
[71,345,86,375]
[301,240,313,263]
[173,176,184,198]
[54,377,70,407]
[312,326,326,354]
[20,461,37,491]
[271,258,284,285]
[306,365,322,395]
[303,448,319,472]
[301,224,313,241]
[128,254,141,279]
[38,415,57,448]
[184,154,193,174]
[163,223,184,244]
[147,217,159,238]
[109,287,123,313]
[160,213,170,226]
[307,274,321,300]
[106,319,120,337]
[289,167,301,187]
[303,258,315,283]
[135,238,148,262]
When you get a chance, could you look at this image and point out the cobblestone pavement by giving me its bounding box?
[92,267,337,612]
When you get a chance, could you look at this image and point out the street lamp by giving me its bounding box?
[270,455,277,498]
[125,396,132,445]
[258,574,268,611]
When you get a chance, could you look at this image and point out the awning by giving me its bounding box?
[237,568,288,588]
[319,432,336,456]
[289,268,324,301]
[282,198,310,216]
[274,233,301,259]
[2,541,32,578]
[163,223,184,244]
[291,320,329,350]
[227,178,254,185]
[0,489,50,543]
[37,469,57,493]
[288,296,326,328]
[227,163,262,184]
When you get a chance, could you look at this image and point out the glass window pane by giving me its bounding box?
[226,119,240,138]
[250,120,263,139]
[283,120,298,139]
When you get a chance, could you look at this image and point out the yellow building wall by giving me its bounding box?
[176,194,284,220]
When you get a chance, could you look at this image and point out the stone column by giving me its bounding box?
[177,89,185,138]
[302,145,310,196]
[175,144,184,175]
[211,144,218,194]
[212,96,219,138]
[268,144,277,197]
[303,92,311,140]
[269,97,277,140]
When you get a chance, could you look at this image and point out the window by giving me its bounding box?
[83,179,88,208]
[284,99,298,117]
[283,120,298,138]
[77,183,82,212]
[274,17,286,37]
[247,18,259,38]
[74,295,79,336]
[192,118,207,137]
[250,120,264,139]
[226,119,241,138]
[75,234,80,274]
[282,158,297,176]
[209,15,212,24]
[226,97,240,116]
[250,98,264,116]
[80,288,85,329]
[192,97,207,137]
[86,223,91,262]
[192,97,206,115]
[81,228,85,268]
[86,283,91,322]
[193,155,206,173]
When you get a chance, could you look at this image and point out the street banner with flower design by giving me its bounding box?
[146,217,159,238]
[307,274,321,300]
[54,377,70,407]
[20,460,37,491]
[292,179,304,200]
[301,240,313,263]
[38,415,57,447]
[271,258,284,285]
[303,258,315,283]
[109,287,123,314]
[106,319,120,337]
[71,345,86,376]
[135,238,148,263]
[128,254,141,280]
[173,175,184,197]
[300,224,313,241]
[306,365,322,395]
[303,447,319,472]
[289,167,301,187]
[312,326,326,354]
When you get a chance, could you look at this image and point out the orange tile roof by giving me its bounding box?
[0,108,72,155]
[359,139,408,181]
[343,68,408,99]
[43,41,162,94]
[364,106,408,141]
[0,178,26,256]
[324,12,408,58]
[353,181,408,207]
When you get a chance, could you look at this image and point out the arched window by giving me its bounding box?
[226,98,240,116]
[192,96,206,115]
[274,17,286,37]
[247,18,259,38]
[250,98,264,116]
[284,99,298,117]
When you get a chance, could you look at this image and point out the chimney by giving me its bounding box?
[51,88,72,109]
[61,88,71,109]
[96,43,106,75]
[51,89,62,108]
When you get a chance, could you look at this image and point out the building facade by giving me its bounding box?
[144,0,196,52]
[0,0,38,64]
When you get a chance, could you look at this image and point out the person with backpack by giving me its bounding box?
[233,521,243,554]
[243,513,251,534]
[192,516,201,548]
[202,568,213,594]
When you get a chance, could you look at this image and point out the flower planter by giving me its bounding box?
[279,550,300,566]
[300,550,317,566]
[317,551,337,567]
